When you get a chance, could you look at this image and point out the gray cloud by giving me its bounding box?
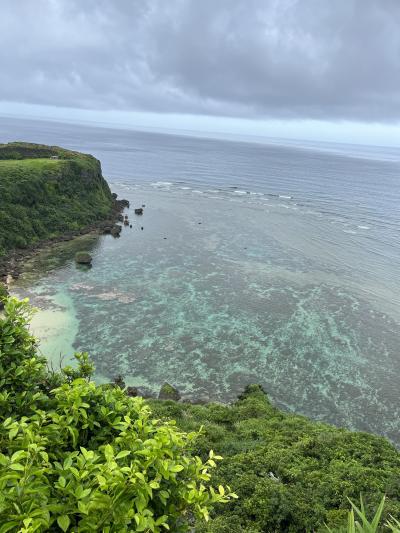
[1,0,399,121]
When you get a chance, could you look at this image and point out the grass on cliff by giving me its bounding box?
[149,390,400,532]
[0,143,113,257]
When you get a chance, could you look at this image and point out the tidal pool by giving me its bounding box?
[11,184,400,445]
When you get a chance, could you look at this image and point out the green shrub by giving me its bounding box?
[150,387,400,532]
[329,496,400,533]
[0,298,236,532]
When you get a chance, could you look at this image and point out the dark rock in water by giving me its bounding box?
[117,214,124,222]
[124,214,129,219]
[126,386,139,397]
[110,224,122,237]
[130,224,132,228]
[134,208,143,215]
[141,226,144,230]
[158,382,181,401]
[113,375,125,389]
[0,282,9,309]
[123,219,129,226]
[75,251,92,265]
[142,204,146,207]
[111,193,118,199]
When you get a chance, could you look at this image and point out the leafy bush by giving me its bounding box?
[150,387,400,532]
[0,298,236,532]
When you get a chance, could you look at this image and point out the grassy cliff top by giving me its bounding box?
[0,141,91,160]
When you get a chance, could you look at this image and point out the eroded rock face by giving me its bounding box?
[74,252,92,265]
[158,382,181,401]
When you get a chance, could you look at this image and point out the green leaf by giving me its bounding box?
[115,450,131,459]
[9,463,25,471]
[0,522,20,533]
[170,465,184,473]
[11,450,26,462]
[104,444,114,461]
[57,515,70,532]
[8,427,18,440]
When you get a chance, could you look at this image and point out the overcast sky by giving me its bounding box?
[0,0,399,144]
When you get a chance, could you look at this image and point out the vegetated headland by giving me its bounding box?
[0,142,399,532]
[0,142,128,282]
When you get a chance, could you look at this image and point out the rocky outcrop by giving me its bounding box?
[110,225,122,237]
[75,252,92,265]
[158,383,181,401]
[126,386,138,397]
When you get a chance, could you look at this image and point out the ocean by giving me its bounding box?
[1,116,400,444]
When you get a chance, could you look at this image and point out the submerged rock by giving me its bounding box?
[75,252,92,265]
[158,382,181,401]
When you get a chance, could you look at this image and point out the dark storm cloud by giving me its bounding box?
[1,0,399,121]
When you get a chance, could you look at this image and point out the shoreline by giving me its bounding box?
[0,195,129,284]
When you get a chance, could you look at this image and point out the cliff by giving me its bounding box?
[0,142,114,258]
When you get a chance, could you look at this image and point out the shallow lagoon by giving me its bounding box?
[12,183,400,445]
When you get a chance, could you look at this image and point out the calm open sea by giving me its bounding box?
[2,116,400,444]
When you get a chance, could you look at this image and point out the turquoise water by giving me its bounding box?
[11,183,400,445]
[3,117,400,445]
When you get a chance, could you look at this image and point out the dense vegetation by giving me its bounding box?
[0,298,236,531]
[0,142,114,257]
[0,296,399,531]
[150,390,400,532]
